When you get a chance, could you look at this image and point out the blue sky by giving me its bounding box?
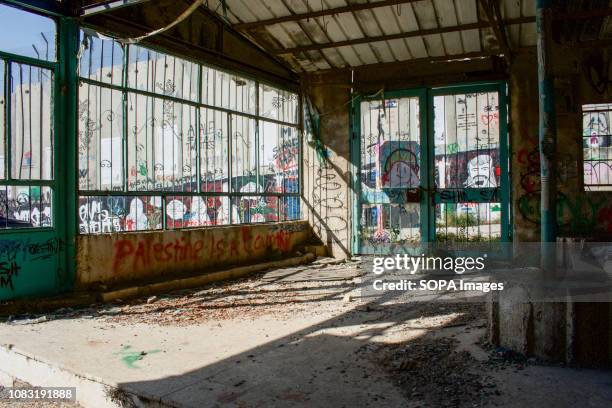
[0,3,56,61]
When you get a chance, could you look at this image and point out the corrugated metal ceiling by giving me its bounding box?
[203,0,538,72]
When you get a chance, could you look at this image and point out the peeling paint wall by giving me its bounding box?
[76,221,311,289]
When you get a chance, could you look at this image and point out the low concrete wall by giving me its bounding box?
[76,221,311,289]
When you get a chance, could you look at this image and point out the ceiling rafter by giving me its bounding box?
[232,0,424,31]
[478,0,512,64]
[270,17,534,55]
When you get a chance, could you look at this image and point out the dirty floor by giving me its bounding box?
[1,259,611,407]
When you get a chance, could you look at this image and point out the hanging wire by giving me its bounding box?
[88,0,206,44]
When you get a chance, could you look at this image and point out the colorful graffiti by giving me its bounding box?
[516,141,612,233]
[435,149,500,189]
[379,141,420,188]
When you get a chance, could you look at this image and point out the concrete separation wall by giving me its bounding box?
[76,221,311,290]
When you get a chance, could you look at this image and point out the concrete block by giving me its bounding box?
[533,302,567,361]
[497,285,532,355]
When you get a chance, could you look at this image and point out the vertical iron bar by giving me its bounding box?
[537,0,557,274]
[196,65,201,194]
[122,44,128,192]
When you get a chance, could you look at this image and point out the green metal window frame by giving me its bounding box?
[581,103,612,192]
[0,3,59,234]
[0,1,79,295]
[350,81,511,256]
[76,28,302,231]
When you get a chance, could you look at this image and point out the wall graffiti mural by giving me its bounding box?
[0,186,53,229]
[434,149,500,189]
[379,141,420,188]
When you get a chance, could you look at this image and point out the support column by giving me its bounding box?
[536,0,557,274]
[58,17,79,290]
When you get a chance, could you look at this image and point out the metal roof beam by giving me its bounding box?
[78,0,152,16]
[271,17,534,55]
[232,0,424,30]
[479,0,512,64]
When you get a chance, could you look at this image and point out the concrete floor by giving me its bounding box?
[0,259,611,407]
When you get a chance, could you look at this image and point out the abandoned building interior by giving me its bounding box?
[0,0,612,407]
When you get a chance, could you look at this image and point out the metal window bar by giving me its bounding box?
[76,34,301,234]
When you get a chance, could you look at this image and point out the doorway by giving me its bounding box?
[352,83,510,255]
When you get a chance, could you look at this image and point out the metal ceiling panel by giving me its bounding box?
[442,32,465,55]
[335,45,366,66]
[433,0,458,27]
[412,0,440,30]
[392,2,422,32]
[200,0,547,72]
[455,0,479,24]
[461,29,482,53]
[368,40,397,62]
[321,48,349,67]
[423,34,446,56]
[374,5,404,35]
[352,43,380,64]
[405,36,429,58]
[385,38,414,60]
[501,0,522,48]
[353,8,384,38]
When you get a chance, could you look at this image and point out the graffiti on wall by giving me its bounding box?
[111,223,306,273]
[516,140,612,233]
[309,151,348,235]
[0,237,64,292]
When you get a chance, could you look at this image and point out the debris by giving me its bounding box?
[147,296,158,304]
[101,307,122,316]
[10,316,48,325]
